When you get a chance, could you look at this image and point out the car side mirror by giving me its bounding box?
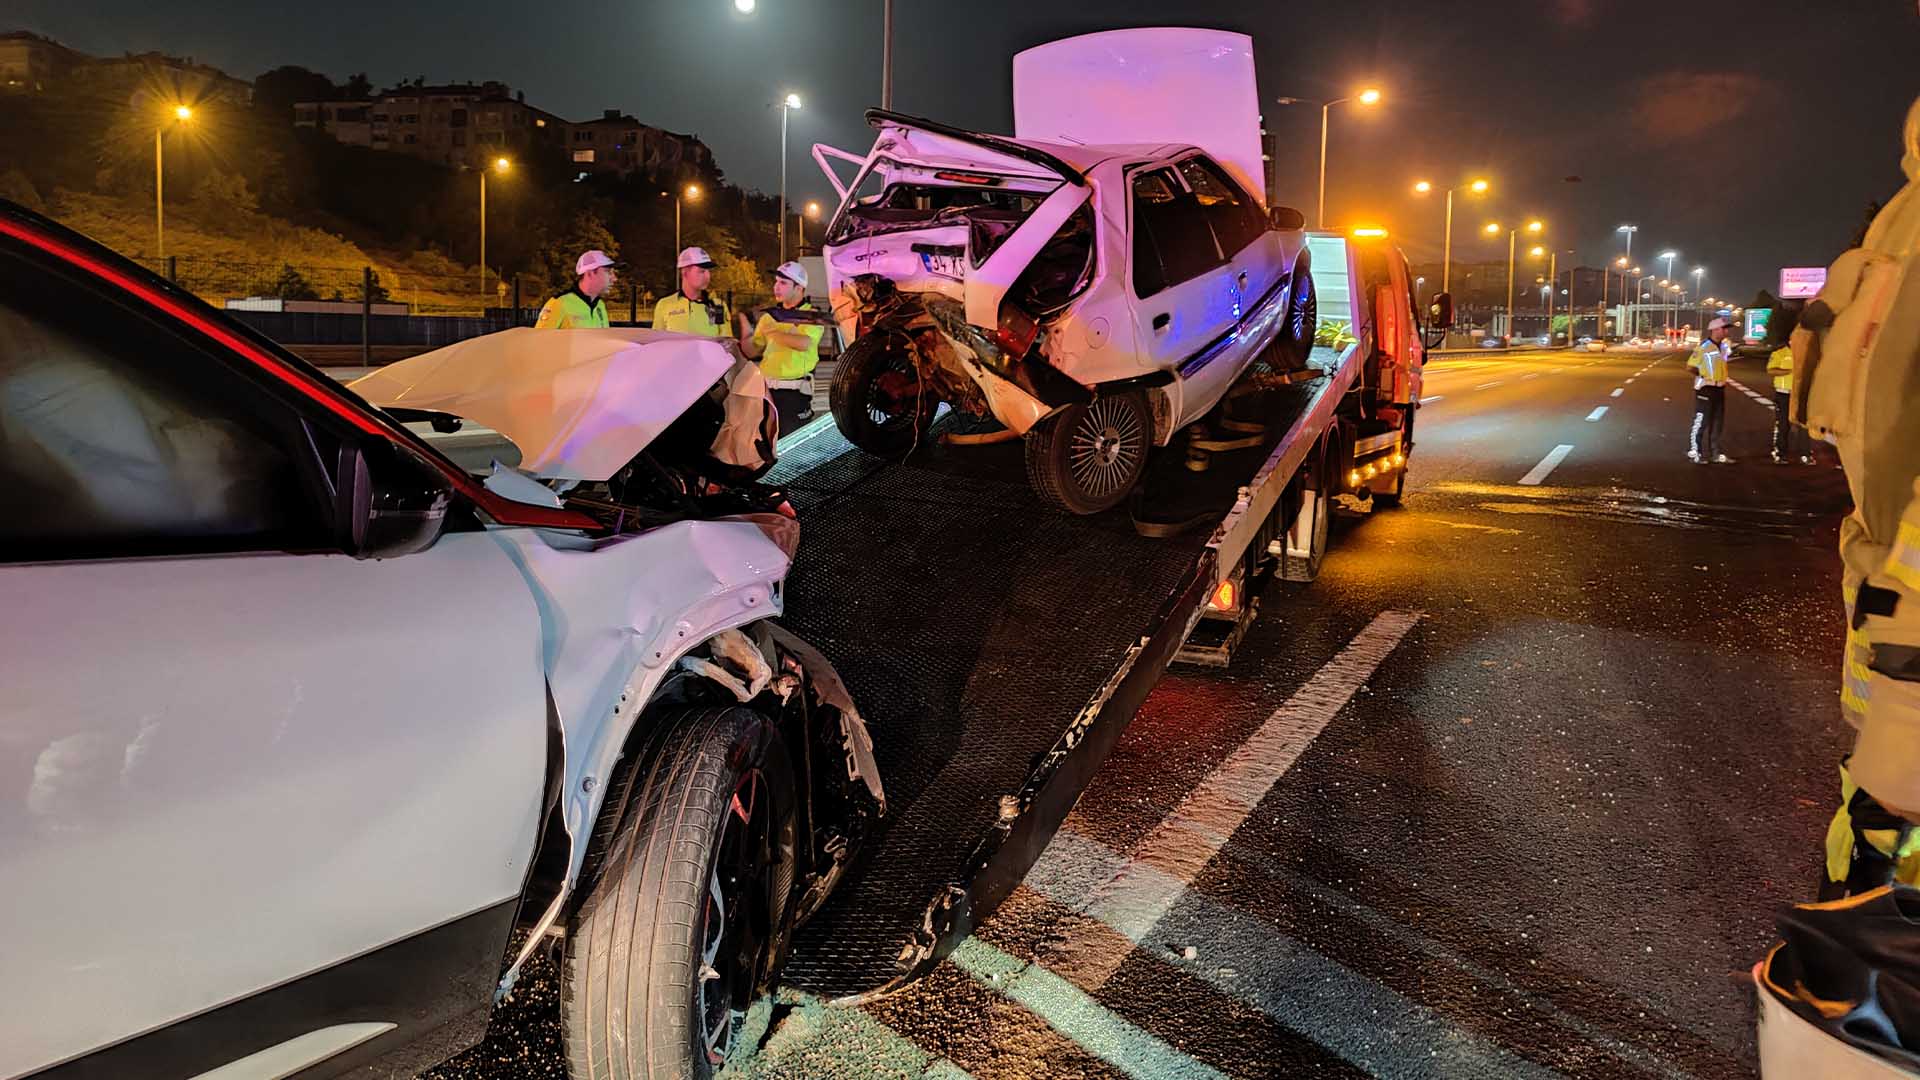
[1269,205,1306,231]
[336,439,453,559]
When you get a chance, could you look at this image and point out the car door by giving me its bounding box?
[1172,154,1286,424]
[1127,163,1234,429]
[0,227,548,1078]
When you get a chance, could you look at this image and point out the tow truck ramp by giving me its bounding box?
[768,343,1360,1001]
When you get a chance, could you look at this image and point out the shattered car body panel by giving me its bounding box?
[819,109,1305,446]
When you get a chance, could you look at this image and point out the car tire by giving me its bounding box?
[563,705,797,1080]
[1271,254,1317,370]
[1280,439,1330,582]
[1024,389,1151,515]
[829,329,936,459]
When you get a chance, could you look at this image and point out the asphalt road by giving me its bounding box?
[428,347,1856,1079]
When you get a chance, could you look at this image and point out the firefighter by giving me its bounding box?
[741,261,824,436]
[1687,316,1735,464]
[651,246,731,338]
[1795,93,1920,899]
[533,250,618,329]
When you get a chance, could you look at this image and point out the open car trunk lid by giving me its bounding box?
[349,327,737,482]
[1013,28,1267,205]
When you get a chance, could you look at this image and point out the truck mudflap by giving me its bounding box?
[766,345,1357,1002]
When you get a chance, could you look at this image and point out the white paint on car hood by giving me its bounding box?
[349,327,734,481]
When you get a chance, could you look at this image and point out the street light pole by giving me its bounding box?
[154,104,192,261]
[881,0,894,111]
[479,168,487,295]
[1659,250,1678,335]
[779,93,802,265]
[1506,227,1516,341]
[1415,178,1486,296]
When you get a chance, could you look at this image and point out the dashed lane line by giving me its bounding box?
[1520,444,1576,485]
[1586,407,1609,422]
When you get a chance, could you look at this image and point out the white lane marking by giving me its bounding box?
[1064,611,1422,988]
[1625,377,1636,384]
[950,938,1228,1080]
[1475,380,1505,390]
[1520,444,1576,485]
[1611,388,1624,397]
[1521,372,1540,380]
[1027,832,1569,1080]
[1585,407,1609,422]
[1419,395,1444,404]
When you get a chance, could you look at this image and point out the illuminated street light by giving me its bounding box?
[674,183,702,254]
[1413,177,1490,293]
[1531,245,1547,257]
[799,200,823,246]
[155,103,196,260]
[1485,222,1500,235]
[734,0,755,11]
[1488,220,1546,340]
[1280,87,1384,229]
[479,157,513,294]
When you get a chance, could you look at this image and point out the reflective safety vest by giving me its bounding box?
[651,291,730,337]
[534,288,609,329]
[1766,345,1794,394]
[1689,339,1730,386]
[752,300,824,381]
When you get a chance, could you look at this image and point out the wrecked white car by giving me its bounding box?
[0,202,880,1080]
[815,28,1314,514]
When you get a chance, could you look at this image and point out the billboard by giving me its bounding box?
[1780,266,1828,298]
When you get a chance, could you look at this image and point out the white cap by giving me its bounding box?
[575,250,620,275]
[773,260,808,288]
[1707,316,1731,330]
[676,246,717,270]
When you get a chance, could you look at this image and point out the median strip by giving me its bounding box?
[1520,444,1575,485]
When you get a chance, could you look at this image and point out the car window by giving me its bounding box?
[1179,156,1267,257]
[0,246,324,562]
[1132,167,1223,299]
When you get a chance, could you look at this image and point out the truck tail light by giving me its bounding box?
[1209,580,1237,611]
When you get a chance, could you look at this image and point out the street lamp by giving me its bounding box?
[780,92,803,264]
[1617,224,1637,264]
[734,0,754,11]
[1413,176,1489,294]
[478,156,511,294]
[155,103,194,260]
[799,200,821,248]
[674,182,702,256]
[1529,245,1560,343]
[1487,219,1543,343]
[1659,250,1679,333]
[1278,88,1382,229]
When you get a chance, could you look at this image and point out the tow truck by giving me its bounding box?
[763,217,1440,998]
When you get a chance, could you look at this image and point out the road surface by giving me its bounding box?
[427,347,1853,1079]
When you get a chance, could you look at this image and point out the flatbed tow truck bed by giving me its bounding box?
[766,343,1359,1001]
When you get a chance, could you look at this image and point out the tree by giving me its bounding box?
[271,264,320,300]
[193,170,258,214]
[343,73,373,100]
[0,168,45,213]
[535,210,619,293]
[253,66,339,119]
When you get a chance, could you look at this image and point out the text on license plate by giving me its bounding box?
[920,252,966,279]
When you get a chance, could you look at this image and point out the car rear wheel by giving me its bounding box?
[563,706,797,1080]
[1270,255,1317,371]
[829,330,937,459]
[1025,389,1151,515]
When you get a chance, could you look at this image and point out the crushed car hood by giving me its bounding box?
[350,327,736,481]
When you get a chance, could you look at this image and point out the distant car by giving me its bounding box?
[1585,340,1608,352]
[1480,336,1505,348]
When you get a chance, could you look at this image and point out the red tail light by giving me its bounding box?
[991,304,1040,358]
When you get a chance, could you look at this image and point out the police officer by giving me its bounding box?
[744,261,825,436]
[1765,306,1813,465]
[534,250,618,329]
[1687,316,1735,464]
[651,247,731,337]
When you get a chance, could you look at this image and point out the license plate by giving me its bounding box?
[920,251,966,279]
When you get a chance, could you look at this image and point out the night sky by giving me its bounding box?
[13,0,1919,298]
